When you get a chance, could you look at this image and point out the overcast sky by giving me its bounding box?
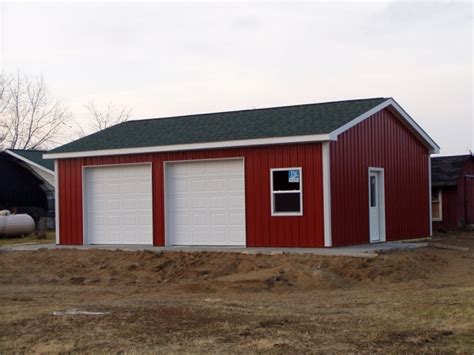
[1,1,472,155]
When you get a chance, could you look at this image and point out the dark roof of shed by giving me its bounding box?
[6,149,55,171]
[49,97,388,154]
[431,154,472,187]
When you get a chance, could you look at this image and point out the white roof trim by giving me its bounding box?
[329,98,440,154]
[4,149,55,175]
[43,133,333,160]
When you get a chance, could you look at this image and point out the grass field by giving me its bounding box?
[0,231,55,246]
[0,231,473,353]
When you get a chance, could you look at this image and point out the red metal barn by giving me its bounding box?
[44,98,439,247]
[431,155,474,230]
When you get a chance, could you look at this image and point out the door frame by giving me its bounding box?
[368,167,386,243]
[82,162,154,245]
[163,157,247,247]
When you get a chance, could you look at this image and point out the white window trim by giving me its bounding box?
[270,167,303,216]
[432,188,443,222]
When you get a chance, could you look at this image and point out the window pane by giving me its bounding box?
[370,176,376,207]
[274,193,301,213]
[431,189,439,202]
[273,170,300,191]
[432,202,441,219]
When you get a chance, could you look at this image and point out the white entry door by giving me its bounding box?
[84,164,153,245]
[369,169,385,243]
[166,159,246,246]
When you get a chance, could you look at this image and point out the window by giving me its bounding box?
[370,176,377,207]
[432,188,442,221]
[271,168,302,216]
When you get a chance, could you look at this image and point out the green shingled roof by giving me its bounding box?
[8,149,55,171]
[50,98,388,154]
[431,155,472,187]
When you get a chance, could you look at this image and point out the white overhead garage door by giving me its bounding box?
[84,164,153,245]
[166,159,246,246]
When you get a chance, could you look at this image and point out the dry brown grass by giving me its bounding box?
[0,231,55,246]
[0,231,473,353]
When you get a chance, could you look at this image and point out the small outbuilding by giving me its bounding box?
[45,97,439,247]
[431,154,474,230]
[0,149,55,228]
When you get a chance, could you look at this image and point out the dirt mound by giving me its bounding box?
[0,247,448,292]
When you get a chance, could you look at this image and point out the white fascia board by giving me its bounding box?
[329,98,441,154]
[388,99,440,153]
[4,149,55,175]
[43,134,333,160]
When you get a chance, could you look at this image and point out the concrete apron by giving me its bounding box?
[0,242,428,258]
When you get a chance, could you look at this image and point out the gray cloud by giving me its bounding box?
[1,2,471,154]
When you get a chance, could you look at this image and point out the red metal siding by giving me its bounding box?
[459,159,474,226]
[466,177,474,225]
[434,159,474,230]
[57,144,324,247]
[330,108,430,246]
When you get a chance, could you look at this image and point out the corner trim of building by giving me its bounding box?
[428,155,433,236]
[322,142,332,247]
[54,160,60,245]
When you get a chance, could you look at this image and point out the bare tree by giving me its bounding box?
[0,75,12,147]
[0,72,70,150]
[84,101,131,133]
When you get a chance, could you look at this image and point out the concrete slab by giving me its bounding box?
[0,241,428,258]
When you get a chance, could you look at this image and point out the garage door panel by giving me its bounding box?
[211,230,226,242]
[122,183,136,194]
[139,215,152,225]
[210,179,226,191]
[229,213,244,225]
[229,196,244,208]
[193,213,209,225]
[123,199,138,209]
[192,230,207,243]
[211,213,227,225]
[174,197,190,209]
[166,159,245,246]
[173,179,188,193]
[85,164,153,245]
[192,196,209,208]
[230,231,245,243]
[138,182,152,193]
[210,196,226,209]
[191,179,208,192]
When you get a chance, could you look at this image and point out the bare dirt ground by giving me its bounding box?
[1,232,473,353]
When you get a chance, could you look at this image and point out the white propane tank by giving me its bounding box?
[0,210,35,237]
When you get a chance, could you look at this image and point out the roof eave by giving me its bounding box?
[43,133,334,160]
[44,98,441,160]
[329,98,440,154]
[4,149,55,174]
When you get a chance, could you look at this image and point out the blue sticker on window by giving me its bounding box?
[288,169,300,183]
